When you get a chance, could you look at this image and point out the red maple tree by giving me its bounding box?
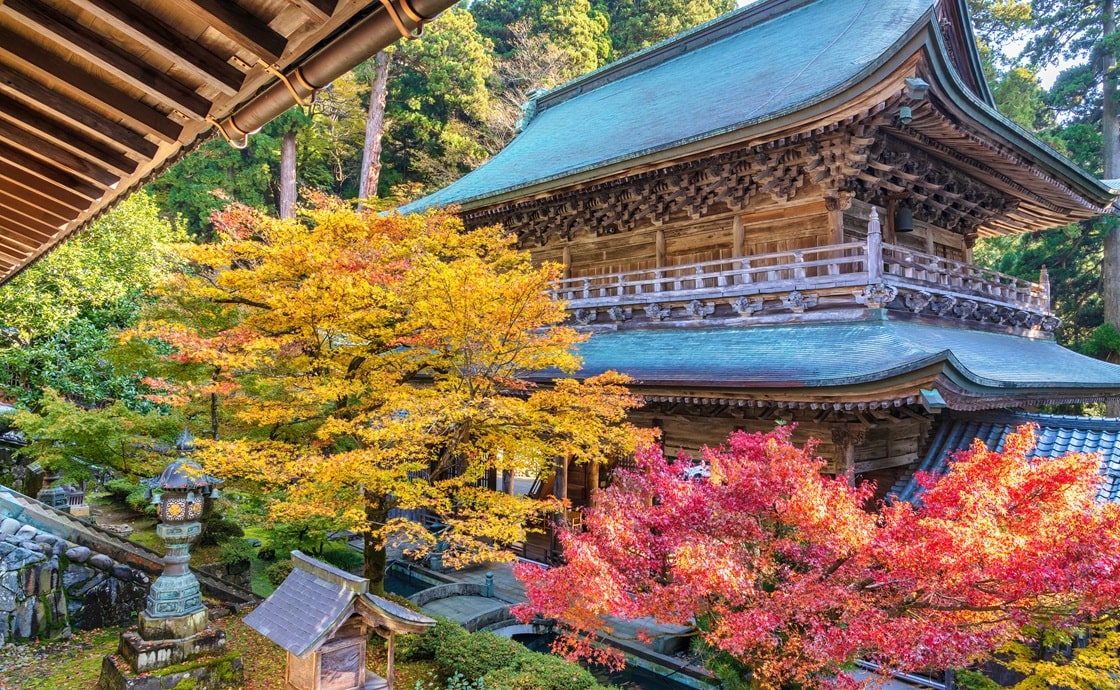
[515,425,1120,690]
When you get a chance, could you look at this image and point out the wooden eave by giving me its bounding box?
[0,0,453,285]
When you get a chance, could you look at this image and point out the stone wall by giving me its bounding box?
[0,516,148,643]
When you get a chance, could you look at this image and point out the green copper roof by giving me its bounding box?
[545,320,1120,395]
[402,0,933,213]
[402,0,1113,214]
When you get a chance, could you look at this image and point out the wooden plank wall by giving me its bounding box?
[844,199,966,259]
[533,192,833,278]
[627,410,929,501]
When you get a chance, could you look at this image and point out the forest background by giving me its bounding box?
[1,0,1116,441]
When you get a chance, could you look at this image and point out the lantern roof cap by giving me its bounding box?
[158,457,210,491]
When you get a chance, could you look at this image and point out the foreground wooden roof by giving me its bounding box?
[0,0,455,284]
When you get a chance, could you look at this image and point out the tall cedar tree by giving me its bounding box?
[517,425,1120,690]
[133,197,645,590]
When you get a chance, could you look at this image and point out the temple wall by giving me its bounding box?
[623,410,931,503]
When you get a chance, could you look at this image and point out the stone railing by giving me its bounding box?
[553,209,1050,317]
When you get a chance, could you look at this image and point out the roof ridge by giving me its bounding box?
[533,0,817,114]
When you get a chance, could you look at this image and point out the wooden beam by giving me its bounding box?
[0,200,64,241]
[0,161,90,212]
[0,118,121,187]
[68,0,243,96]
[0,186,70,226]
[0,64,159,159]
[0,0,212,120]
[0,237,26,267]
[0,25,182,142]
[0,91,140,174]
[285,0,337,23]
[0,142,105,202]
[177,0,288,64]
[0,216,55,251]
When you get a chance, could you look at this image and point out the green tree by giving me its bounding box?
[0,193,185,407]
[598,0,734,58]
[383,7,497,191]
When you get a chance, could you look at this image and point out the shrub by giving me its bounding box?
[220,538,255,575]
[104,478,138,501]
[320,546,363,573]
[125,487,156,516]
[265,559,294,587]
[419,620,522,681]
[483,652,604,690]
[257,544,276,561]
[198,516,243,546]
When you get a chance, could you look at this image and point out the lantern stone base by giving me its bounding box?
[98,649,243,690]
[118,627,227,673]
[138,607,209,641]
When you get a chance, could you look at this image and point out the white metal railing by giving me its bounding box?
[552,209,1051,315]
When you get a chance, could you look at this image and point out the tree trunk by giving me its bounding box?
[1103,0,1120,413]
[279,128,297,219]
[364,492,388,593]
[358,52,390,208]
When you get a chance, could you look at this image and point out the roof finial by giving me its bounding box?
[175,427,196,453]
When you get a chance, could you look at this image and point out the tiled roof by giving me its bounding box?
[243,551,361,657]
[243,551,435,657]
[891,412,1120,503]
[545,320,1120,395]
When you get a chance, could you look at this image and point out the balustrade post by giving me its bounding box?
[1040,265,1051,312]
[867,208,883,282]
[794,251,805,282]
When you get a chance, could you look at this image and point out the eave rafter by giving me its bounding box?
[0,0,457,285]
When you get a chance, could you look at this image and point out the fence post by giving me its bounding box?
[867,208,883,283]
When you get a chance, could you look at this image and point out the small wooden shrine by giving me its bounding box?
[244,551,435,690]
[403,0,1120,548]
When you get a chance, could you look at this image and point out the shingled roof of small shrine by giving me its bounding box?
[891,412,1120,503]
[401,0,1112,215]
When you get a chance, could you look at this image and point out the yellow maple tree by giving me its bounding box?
[133,196,644,588]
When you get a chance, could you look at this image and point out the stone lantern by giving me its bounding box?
[139,429,210,641]
[99,429,243,690]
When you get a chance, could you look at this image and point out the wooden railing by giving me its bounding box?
[553,209,1051,315]
[552,243,870,307]
[881,245,1048,312]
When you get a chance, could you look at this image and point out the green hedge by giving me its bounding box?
[401,619,607,690]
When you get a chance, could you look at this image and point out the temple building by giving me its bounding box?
[403,0,1120,538]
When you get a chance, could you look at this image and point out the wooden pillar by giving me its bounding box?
[866,208,882,283]
[964,233,976,264]
[732,215,745,257]
[655,229,666,268]
[826,203,843,245]
[588,461,601,505]
[924,227,935,254]
[553,455,569,503]
[831,425,867,484]
[562,245,571,280]
[387,631,396,690]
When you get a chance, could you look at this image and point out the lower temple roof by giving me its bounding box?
[546,319,1120,408]
[891,411,1120,503]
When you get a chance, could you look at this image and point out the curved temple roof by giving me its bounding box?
[402,0,1112,217]
[537,319,1120,407]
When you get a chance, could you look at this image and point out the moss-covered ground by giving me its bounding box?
[0,611,440,690]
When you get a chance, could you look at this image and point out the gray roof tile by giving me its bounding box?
[893,411,1120,503]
